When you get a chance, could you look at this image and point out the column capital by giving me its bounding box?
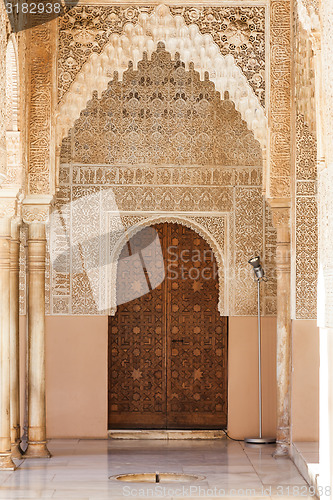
[22,196,53,224]
[0,192,20,219]
[267,200,291,229]
[0,216,11,237]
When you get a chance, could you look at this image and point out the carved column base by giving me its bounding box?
[273,425,290,457]
[24,441,51,459]
[273,444,289,458]
[0,454,16,470]
[11,441,23,459]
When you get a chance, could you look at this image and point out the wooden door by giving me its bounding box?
[108,223,228,430]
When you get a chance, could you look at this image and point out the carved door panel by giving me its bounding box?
[108,225,167,429]
[166,223,228,429]
[108,223,228,430]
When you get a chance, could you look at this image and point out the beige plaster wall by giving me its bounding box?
[291,320,319,442]
[228,316,277,440]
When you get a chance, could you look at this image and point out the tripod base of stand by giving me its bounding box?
[244,437,276,444]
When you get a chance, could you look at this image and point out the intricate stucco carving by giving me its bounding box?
[169,6,265,105]
[295,114,317,319]
[108,214,227,316]
[57,5,267,150]
[271,206,291,229]
[47,38,276,317]
[59,4,265,103]
[0,197,17,218]
[268,0,292,198]
[3,36,22,189]
[49,162,276,317]
[21,198,52,224]
[5,37,18,133]
[27,21,56,195]
[0,3,7,184]
[62,45,262,168]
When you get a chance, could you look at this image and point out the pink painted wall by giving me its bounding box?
[18,315,319,440]
[40,315,277,439]
[228,316,277,440]
[291,320,319,442]
[45,316,108,438]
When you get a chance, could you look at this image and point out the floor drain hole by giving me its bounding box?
[110,472,205,483]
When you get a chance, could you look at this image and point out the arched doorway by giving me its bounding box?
[108,222,228,430]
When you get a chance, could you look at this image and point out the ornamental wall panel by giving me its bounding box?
[49,46,276,317]
[56,5,267,151]
[269,0,292,198]
[0,3,7,183]
[294,9,318,320]
[295,114,318,319]
[58,5,266,105]
[26,20,56,195]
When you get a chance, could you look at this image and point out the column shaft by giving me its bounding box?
[24,223,50,458]
[275,224,292,456]
[0,217,16,470]
[10,220,22,458]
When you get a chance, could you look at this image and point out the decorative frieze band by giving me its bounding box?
[269,0,292,198]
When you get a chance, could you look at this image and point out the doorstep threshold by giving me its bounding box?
[108,430,227,440]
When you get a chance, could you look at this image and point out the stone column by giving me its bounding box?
[10,219,22,458]
[317,1,333,496]
[0,216,16,470]
[272,205,291,457]
[24,222,51,458]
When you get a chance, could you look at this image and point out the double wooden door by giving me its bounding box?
[108,223,228,429]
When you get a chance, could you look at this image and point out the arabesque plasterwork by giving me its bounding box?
[62,44,262,169]
[58,4,265,104]
[26,20,56,196]
[56,5,267,152]
[268,0,292,199]
[49,162,276,317]
[295,114,317,319]
[9,0,317,321]
[47,45,276,317]
[0,2,7,184]
[292,6,318,320]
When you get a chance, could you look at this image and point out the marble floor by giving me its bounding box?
[0,439,316,500]
[292,442,320,495]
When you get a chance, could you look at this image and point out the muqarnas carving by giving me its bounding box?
[58,5,265,105]
[52,46,276,317]
[62,44,262,168]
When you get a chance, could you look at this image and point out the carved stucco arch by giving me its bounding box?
[108,214,227,317]
[56,4,267,152]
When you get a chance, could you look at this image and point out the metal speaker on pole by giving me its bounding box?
[244,256,276,445]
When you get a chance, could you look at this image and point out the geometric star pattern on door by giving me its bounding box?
[108,223,228,429]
